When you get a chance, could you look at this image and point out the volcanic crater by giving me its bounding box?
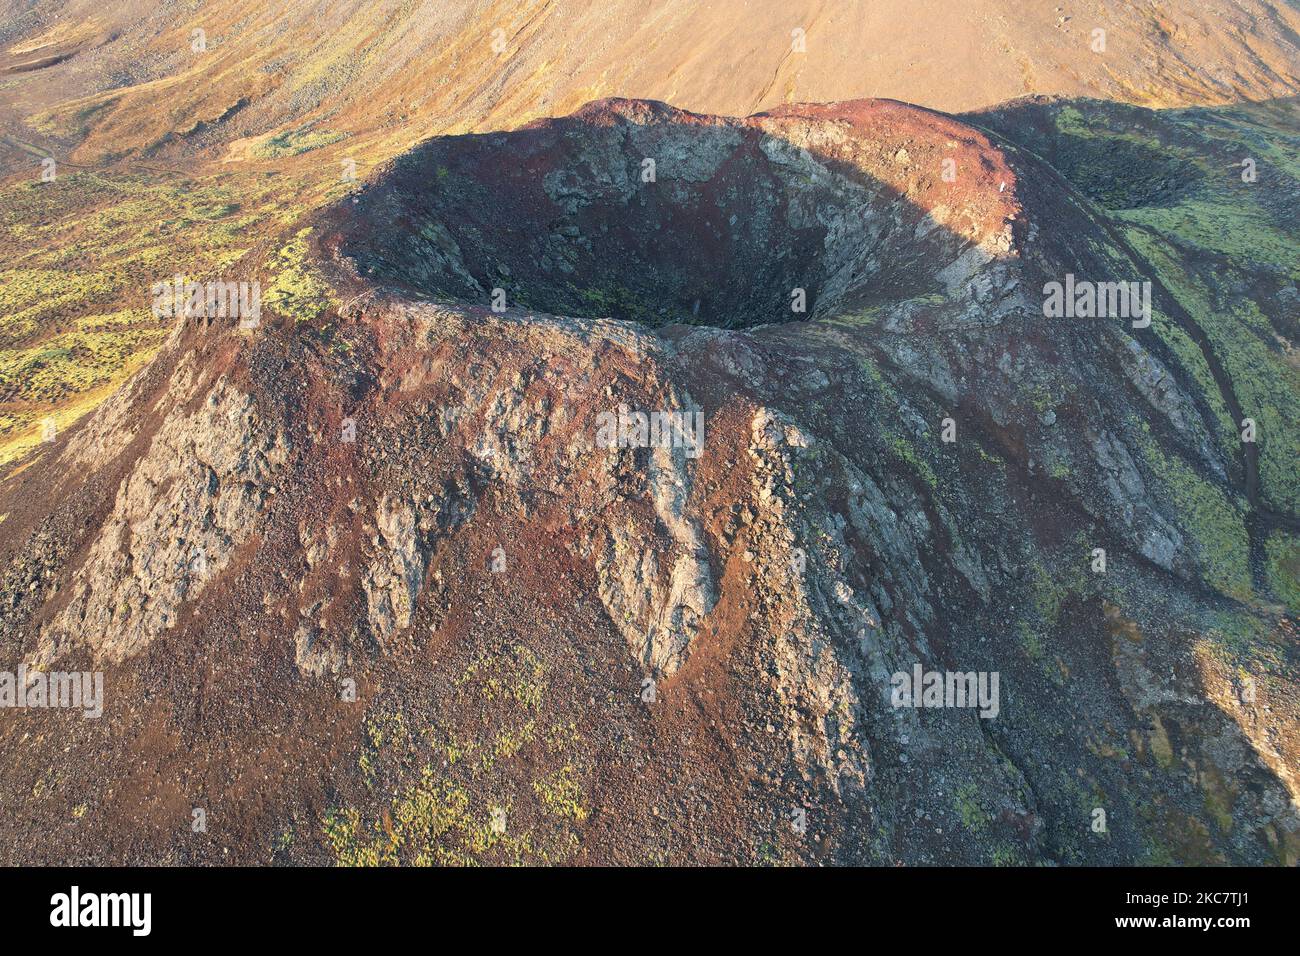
[322,98,1025,330]
[2,95,1297,867]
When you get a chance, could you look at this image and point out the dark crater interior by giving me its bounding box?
[334,107,954,329]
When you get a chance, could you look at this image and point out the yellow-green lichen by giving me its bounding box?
[263,227,337,324]
[1138,430,1252,601]
[1264,532,1300,609]
[532,765,589,823]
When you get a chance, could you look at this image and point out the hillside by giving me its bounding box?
[0,90,1297,864]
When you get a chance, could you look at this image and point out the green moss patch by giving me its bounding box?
[263,228,337,323]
